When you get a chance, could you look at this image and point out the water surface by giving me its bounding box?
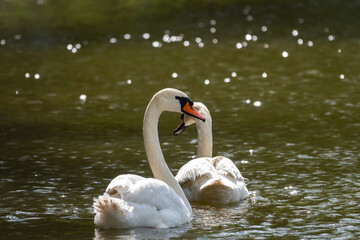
[1,0,359,239]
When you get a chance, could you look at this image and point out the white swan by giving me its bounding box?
[174,102,249,204]
[93,88,205,229]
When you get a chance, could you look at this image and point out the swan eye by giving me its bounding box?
[175,96,191,109]
[175,96,205,122]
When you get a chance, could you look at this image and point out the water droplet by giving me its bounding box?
[236,42,242,49]
[75,43,81,49]
[195,37,202,43]
[261,26,267,32]
[212,39,218,44]
[204,79,210,85]
[198,42,204,48]
[307,41,313,47]
[297,39,303,45]
[123,34,131,40]
[210,27,216,34]
[71,48,77,53]
[254,101,262,107]
[210,19,216,25]
[231,72,237,77]
[282,51,289,58]
[183,41,190,47]
[172,72,178,78]
[34,74,40,79]
[0,39,6,45]
[25,73,30,78]
[245,34,252,41]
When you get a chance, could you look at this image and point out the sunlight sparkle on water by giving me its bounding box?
[262,72,267,78]
[1,39,6,45]
[292,29,299,37]
[231,72,237,77]
[224,78,231,83]
[210,19,216,25]
[340,74,345,80]
[261,26,268,32]
[34,74,40,79]
[25,73,30,78]
[204,79,210,85]
[253,101,262,107]
[127,79,132,84]
[307,41,313,47]
[236,42,242,49]
[297,39,304,45]
[172,72,178,78]
[210,27,216,34]
[109,38,117,44]
[152,41,162,48]
[245,34,252,41]
[183,41,190,47]
[142,33,150,40]
[212,39,218,44]
[124,34,131,40]
[79,94,87,102]
[282,51,289,58]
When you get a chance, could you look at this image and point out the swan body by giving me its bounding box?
[93,88,205,229]
[174,102,249,204]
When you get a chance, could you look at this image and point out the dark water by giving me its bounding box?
[1,0,360,239]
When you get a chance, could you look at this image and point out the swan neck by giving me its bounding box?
[143,100,192,214]
[196,119,213,158]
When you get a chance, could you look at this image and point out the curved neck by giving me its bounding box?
[196,119,213,158]
[143,99,192,214]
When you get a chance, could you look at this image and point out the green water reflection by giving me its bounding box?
[1,0,359,239]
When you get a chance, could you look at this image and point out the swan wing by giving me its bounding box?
[105,174,145,198]
[175,158,215,185]
[211,156,245,182]
[94,177,191,229]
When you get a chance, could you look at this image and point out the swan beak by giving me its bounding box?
[173,115,186,136]
[182,101,205,122]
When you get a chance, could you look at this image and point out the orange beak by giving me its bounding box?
[182,101,205,122]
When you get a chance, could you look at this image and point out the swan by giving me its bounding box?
[93,88,205,229]
[174,102,249,204]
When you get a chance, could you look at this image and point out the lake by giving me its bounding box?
[1,0,359,239]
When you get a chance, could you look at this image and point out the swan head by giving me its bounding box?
[173,102,211,135]
[150,88,205,121]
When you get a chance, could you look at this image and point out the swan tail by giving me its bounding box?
[93,194,131,229]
